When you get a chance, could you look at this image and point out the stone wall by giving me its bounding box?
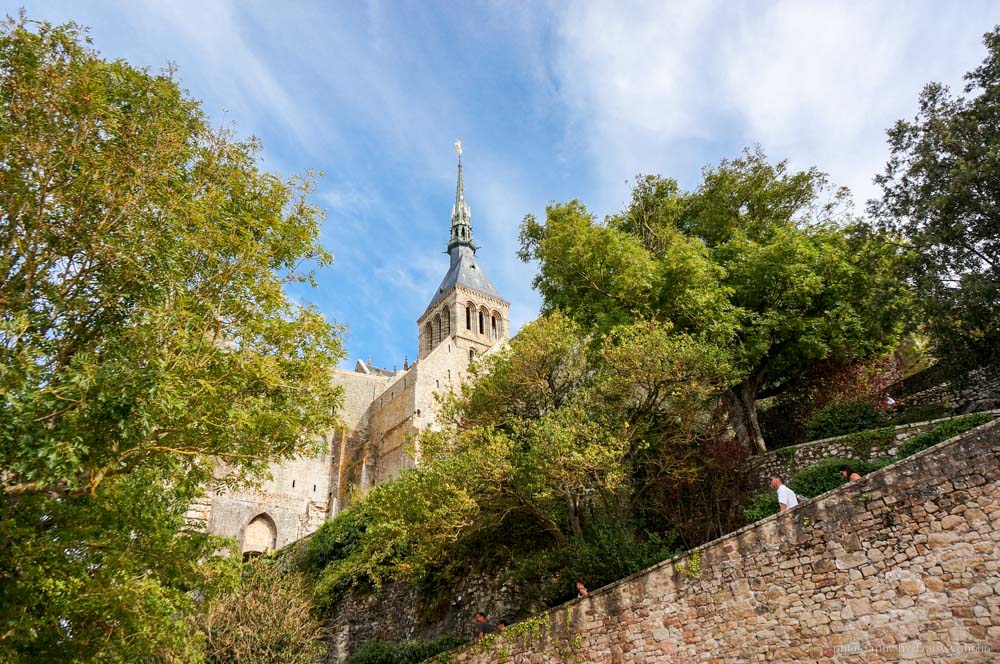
[323,572,525,663]
[329,316,508,503]
[362,331,508,489]
[450,418,1000,663]
[333,368,391,432]
[319,339,518,660]
[336,339,471,494]
[896,365,1000,413]
[203,440,337,552]
[190,369,381,549]
[743,412,999,491]
[365,367,418,486]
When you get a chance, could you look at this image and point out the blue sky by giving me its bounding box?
[9,1,1000,368]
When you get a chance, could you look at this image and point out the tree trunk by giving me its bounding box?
[567,495,582,538]
[725,379,767,455]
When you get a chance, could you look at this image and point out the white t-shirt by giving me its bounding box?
[776,484,798,509]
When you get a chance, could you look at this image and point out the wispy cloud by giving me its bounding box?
[130,0,328,154]
[552,0,999,210]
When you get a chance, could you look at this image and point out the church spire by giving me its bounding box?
[448,140,475,253]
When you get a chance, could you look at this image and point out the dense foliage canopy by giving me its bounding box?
[0,17,342,661]
[873,26,1000,373]
[519,150,909,452]
[308,313,732,606]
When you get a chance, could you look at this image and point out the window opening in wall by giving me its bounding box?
[492,315,498,339]
[292,480,296,488]
[469,349,475,360]
[479,311,484,334]
[448,369,451,380]
[436,380,440,389]
[466,306,471,329]
[313,484,316,492]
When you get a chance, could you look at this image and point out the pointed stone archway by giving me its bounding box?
[241,513,277,561]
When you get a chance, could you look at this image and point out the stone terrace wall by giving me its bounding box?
[324,572,524,662]
[896,365,1000,413]
[452,419,1000,663]
[743,412,998,491]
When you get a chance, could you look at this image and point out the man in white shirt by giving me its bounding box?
[771,476,799,512]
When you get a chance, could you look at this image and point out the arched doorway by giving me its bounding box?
[242,513,277,561]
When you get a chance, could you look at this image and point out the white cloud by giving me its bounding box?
[552,0,1000,210]
[556,1,717,140]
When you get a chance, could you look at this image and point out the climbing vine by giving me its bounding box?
[673,549,703,579]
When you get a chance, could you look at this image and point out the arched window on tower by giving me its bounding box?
[443,308,451,337]
[491,314,498,339]
[478,311,485,335]
[434,313,442,347]
[423,321,433,354]
[466,306,471,330]
[469,349,476,361]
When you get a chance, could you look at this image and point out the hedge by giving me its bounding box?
[343,636,468,664]
[804,401,887,441]
[895,413,994,459]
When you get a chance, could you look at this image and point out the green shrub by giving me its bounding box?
[507,517,675,606]
[303,504,371,576]
[787,458,889,499]
[804,401,887,440]
[839,427,896,458]
[197,560,326,664]
[343,636,467,664]
[560,518,674,591]
[895,413,994,459]
[304,504,409,607]
[743,491,780,522]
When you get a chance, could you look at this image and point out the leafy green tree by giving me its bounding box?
[2,467,239,663]
[0,16,342,660]
[311,458,479,601]
[872,26,1000,372]
[309,313,728,597]
[437,313,726,541]
[520,150,908,453]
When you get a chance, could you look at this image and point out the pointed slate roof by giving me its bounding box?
[428,142,503,307]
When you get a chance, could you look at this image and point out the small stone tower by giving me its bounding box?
[417,141,510,361]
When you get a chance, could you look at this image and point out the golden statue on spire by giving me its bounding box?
[455,139,462,157]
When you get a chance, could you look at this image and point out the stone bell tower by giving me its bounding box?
[417,141,509,362]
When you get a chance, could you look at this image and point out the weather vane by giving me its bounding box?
[455,139,462,157]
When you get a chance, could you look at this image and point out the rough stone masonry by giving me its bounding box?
[451,419,1000,663]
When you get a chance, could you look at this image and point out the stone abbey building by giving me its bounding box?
[190,145,510,555]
